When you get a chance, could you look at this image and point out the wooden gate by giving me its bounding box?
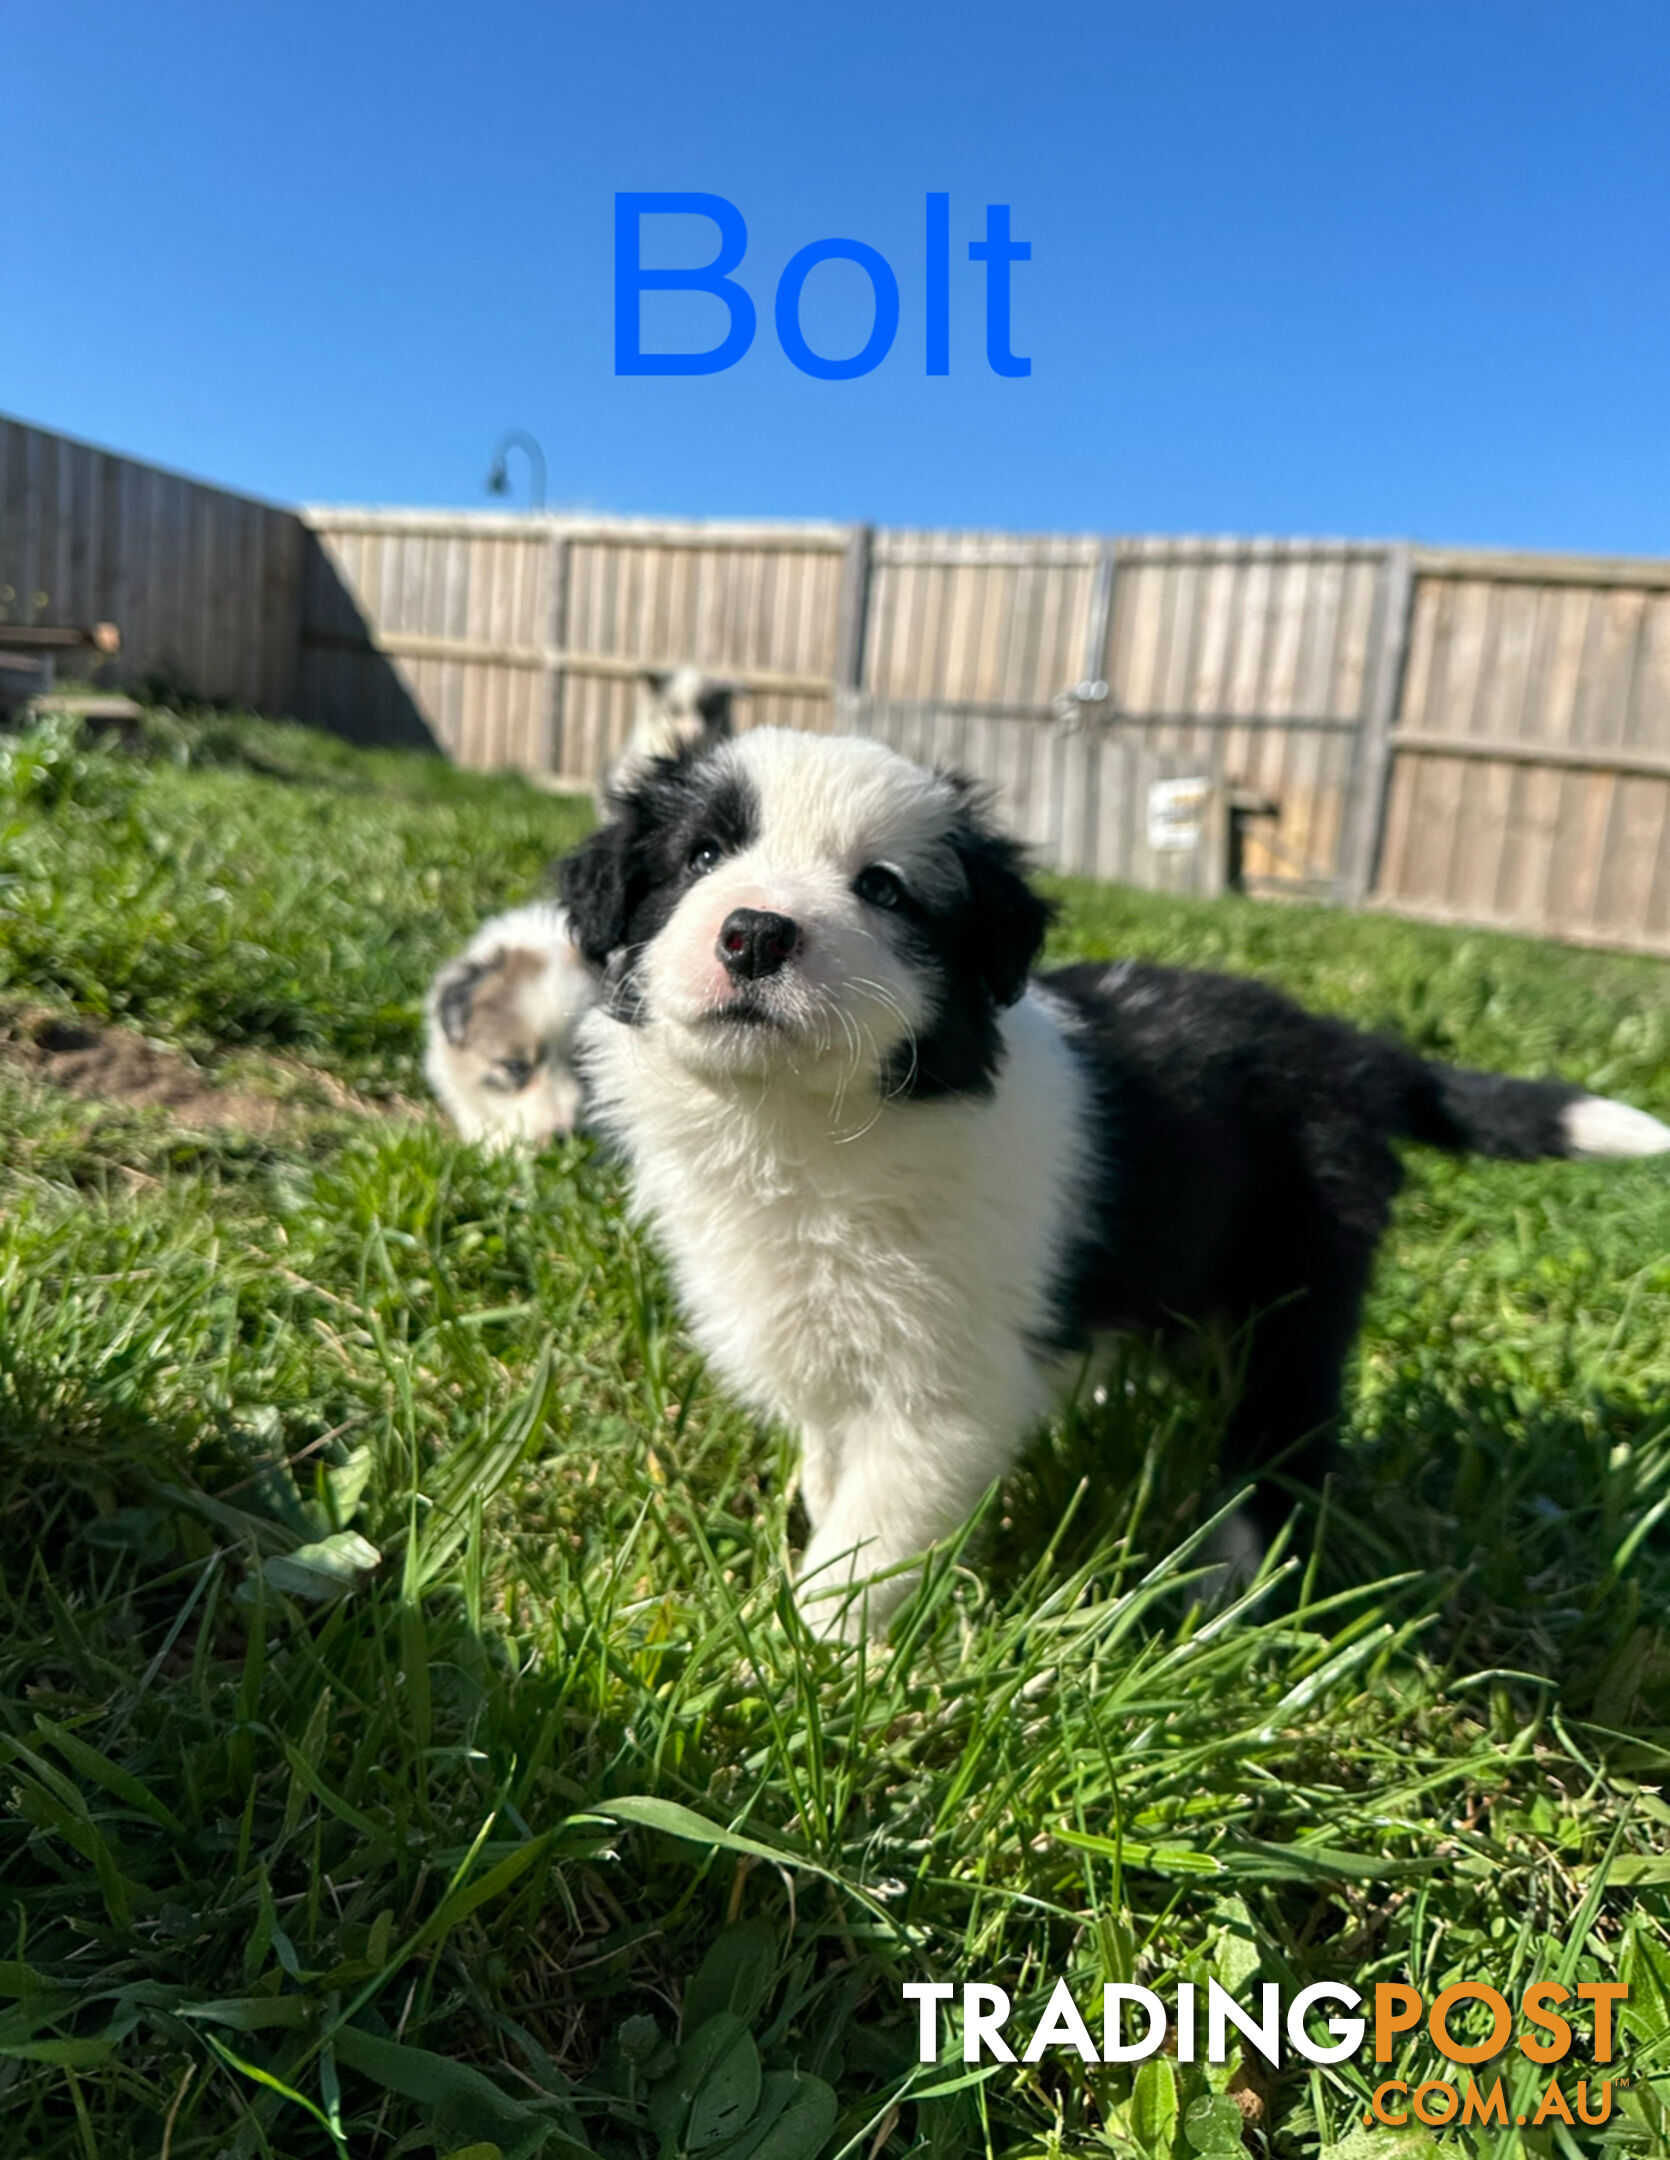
[838,690,1229,896]
[844,537,1412,900]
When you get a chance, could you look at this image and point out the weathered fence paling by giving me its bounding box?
[8,409,1670,956]
[1374,551,1670,954]
[0,414,302,715]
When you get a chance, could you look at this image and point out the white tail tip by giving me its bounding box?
[1563,1095,1670,1160]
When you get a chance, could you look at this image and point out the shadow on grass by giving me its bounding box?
[3,1311,1668,2156]
[980,1334,1670,1730]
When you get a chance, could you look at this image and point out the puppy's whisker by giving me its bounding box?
[828,1009,862,1125]
[848,976,920,1102]
[835,1057,888,1141]
[832,1016,903,1143]
[833,998,867,1110]
[796,983,866,1122]
[849,978,915,1047]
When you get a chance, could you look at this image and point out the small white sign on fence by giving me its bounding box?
[1146,776,1212,853]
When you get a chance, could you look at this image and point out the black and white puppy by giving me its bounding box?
[559,727,1670,1637]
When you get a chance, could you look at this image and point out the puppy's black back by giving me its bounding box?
[1040,959,1585,1526]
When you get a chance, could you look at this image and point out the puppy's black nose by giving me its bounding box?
[717,908,799,981]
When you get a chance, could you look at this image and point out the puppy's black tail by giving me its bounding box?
[1405,1062,1670,1162]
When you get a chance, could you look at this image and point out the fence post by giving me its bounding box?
[833,522,874,724]
[544,522,570,775]
[1339,541,1415,906]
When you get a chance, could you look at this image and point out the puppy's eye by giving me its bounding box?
[854,864,905,910]
[688,840,723,876]
[496,1055,535,1090]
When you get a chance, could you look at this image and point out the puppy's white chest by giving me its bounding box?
[651,1145,967,1423]
[586,991,1093,1440]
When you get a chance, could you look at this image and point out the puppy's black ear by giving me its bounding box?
[559,824,634,968]
[696,680,735,733]
[948,788,1055,1007]
[433,956,486,1046]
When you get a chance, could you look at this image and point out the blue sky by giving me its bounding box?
[13,2,1670,551]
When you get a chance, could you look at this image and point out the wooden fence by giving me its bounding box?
[0,415,302,714]
[848,534,1401,901]
[295,509,855,767]
[8,411,1670,956]
[1375,550,1670,955]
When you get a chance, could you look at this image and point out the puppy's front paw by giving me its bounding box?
[795,1580,874,1646]
[795,1547,919,1645]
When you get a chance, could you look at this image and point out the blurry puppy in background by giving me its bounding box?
[610,666,739,794]
[425,667,741,1146]
[424,902,593,1148]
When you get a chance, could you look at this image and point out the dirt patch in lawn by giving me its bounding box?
[0,1007,417,1133]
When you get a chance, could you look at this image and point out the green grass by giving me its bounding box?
[2,709,1670,2160]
